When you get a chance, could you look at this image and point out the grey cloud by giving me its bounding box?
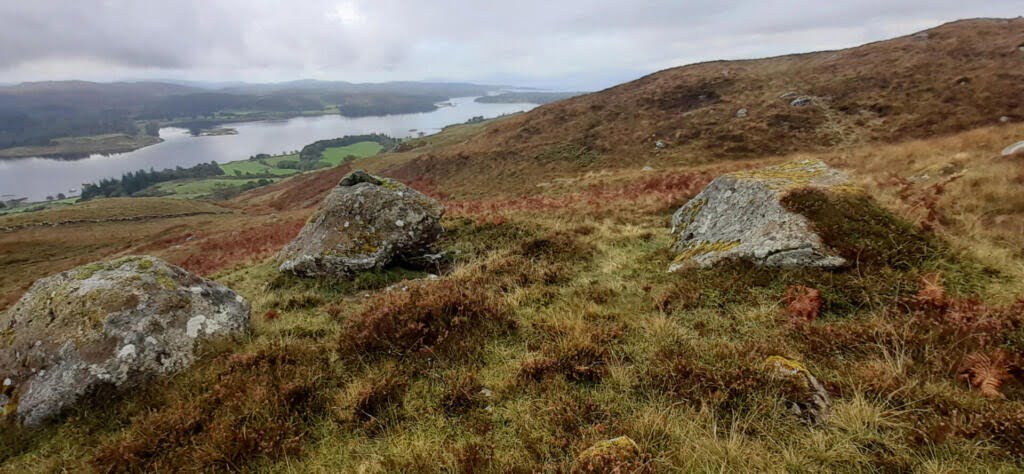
[0,0,1020,88]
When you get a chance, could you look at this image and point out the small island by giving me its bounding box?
[0,134,163,159]
[197,127,239,137]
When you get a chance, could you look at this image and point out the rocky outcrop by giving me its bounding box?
[764,356,832,425]
[278,170,445,278]
[0,256,249,426]
[669,159,852,271]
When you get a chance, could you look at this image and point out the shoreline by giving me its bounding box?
[0,134,164,160]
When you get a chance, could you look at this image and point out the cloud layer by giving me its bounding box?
[1,1,1020,89]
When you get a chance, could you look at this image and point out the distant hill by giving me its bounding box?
[475,91,583,105]
[0,80,502,152]
[385,18,1024,195]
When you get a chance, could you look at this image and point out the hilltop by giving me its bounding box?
[2,18,1024,472]
[383,18,1024,197]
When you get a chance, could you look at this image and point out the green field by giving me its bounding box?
[142,142,379,201]
[219,159,297,176]
[155,178,277,197]
[262,153,300,166]
[321,141,383,165]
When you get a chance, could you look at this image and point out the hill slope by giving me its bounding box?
[386,18,1024,196]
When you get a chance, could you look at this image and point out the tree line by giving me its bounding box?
[80,162,224,200]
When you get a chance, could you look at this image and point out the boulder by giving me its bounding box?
[1002,140,1024,156]
[669,159,851,271]
[278,170,444,278]
[764,356,832,424]
[0,256,249,426]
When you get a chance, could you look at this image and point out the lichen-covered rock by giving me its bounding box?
[278,170,444,278]
[669,159,852,271]
[764,356,832,425]
[0,256,249,426]
[575,436,642,472]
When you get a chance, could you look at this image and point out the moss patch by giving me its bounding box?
[781,188,940,269]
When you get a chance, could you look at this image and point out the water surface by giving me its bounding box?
[0,97,536,201]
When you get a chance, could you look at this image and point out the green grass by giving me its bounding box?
[263,153,300,166]
[220,159,297,176]
[320,142,383,165]
[4,201,1021,472]
[155,178,278,197]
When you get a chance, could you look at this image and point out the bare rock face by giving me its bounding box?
[278,170,445,278]
[0,256,249,426]
[669,159,851,271]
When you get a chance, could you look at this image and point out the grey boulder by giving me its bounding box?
[1,256,250,426]
[669,159,849,271]
[278,170,444,278]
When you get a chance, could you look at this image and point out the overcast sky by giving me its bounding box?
[0,1,1020,90]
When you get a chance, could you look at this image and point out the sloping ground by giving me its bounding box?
[0,198,230,230]
[384,18,1024,197]
[4,20,1024,471]
[5,122,1024,471]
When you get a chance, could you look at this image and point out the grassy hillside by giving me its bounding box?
[384,18,1024,198]
[2,19,1024,472]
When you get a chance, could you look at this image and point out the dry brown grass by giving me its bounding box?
[91,344,331,473]
[342,278,508,357]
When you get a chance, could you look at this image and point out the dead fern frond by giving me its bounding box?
[958,351,1011,399]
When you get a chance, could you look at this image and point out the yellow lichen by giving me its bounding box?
[577,436,640,466]
[727,159,859,195]
[673,240,741,263]
[155,273,177,291]
[764,355,812,388]
[675,197,706,234]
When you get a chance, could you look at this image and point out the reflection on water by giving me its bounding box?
[0,97,537,201]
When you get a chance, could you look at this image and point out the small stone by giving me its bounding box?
[642,165,655,172]
[790,96,813,107]
[655,140,667,149]
[735,108,748,118]
[479,388,494,398]
[1002,141,1024,157]
[3,378,11,387]
[764,356,832,425]
[999,116,1010,123]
